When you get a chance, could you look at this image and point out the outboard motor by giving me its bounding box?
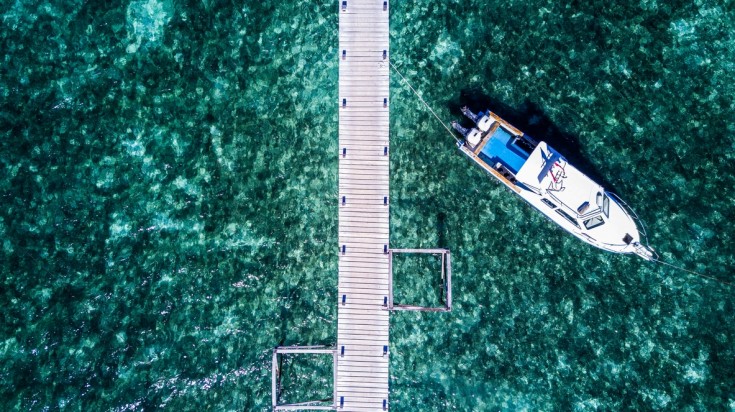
[461,106,496,132]
[466,128,483,146]
[451,121,471,137]
[452,121,483,147]
[460,106,481,123]
[476,114,495,132]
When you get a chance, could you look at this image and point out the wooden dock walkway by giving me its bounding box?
[336,0,390,410]
[271,3,453,409]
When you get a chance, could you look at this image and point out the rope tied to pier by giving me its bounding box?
[389,61,461,144]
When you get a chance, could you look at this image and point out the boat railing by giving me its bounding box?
[608,192,648,238]
[608,192,658,259]
[633,242,658,261]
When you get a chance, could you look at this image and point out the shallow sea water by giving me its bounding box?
[1,0,734,410]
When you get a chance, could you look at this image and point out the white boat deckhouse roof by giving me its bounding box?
[516,142,604,217]
[515,142,560,189]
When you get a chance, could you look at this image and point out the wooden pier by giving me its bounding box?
[336,0,391,411]
[271,2,453,410]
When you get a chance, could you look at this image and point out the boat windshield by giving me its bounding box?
[584,215,605,230]
[596,192,611,217]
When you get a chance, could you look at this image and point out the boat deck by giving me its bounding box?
[479,126,530,174]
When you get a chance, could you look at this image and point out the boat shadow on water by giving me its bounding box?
[448,88,620,195]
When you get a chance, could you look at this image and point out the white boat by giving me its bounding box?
[452,107,656,260]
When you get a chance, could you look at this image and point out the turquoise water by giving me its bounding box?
[1,0,734,410]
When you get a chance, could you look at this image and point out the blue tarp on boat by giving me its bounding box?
[479,126,529,173]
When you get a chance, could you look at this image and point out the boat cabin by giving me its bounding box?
[515,142,611,232]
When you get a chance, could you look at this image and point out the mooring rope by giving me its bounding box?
[389,61,461,144]
[651,257,733,287]
[609,196,731,287]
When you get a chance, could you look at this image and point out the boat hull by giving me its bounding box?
[455,109,655,260]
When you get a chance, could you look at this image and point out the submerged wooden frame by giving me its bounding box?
[387,248,452,312]
[271,346,338,410]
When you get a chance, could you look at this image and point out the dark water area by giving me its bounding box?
[1,0,733,410]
